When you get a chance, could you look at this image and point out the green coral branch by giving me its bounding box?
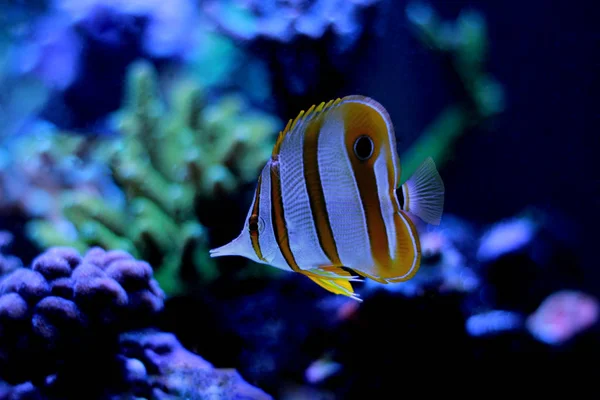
[401,2,505,180]
[401,105,469,179]
[26,60,281,296]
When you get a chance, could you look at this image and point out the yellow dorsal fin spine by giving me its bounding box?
[272,98,343,157]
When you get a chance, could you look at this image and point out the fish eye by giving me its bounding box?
[248,214,263,235]
[354,135,374,161]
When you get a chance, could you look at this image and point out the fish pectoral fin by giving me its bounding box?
[305,274,362,302]
[401,157,445,225]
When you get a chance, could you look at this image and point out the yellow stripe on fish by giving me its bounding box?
[209,95,445,301]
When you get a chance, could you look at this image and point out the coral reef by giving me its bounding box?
[0,2,54,140]
[119,330,273,399]
[52,0,200,60]
[0,40,51,141]
[202,0,388,113]
[0,0,595,397]
[26,60,281,295]
[0,246,270,399]
[202,0,385,51]
[465,289,599,346]
[161,274,350,398]
[0,246,164,384]
[361,208,597,345]
[6,0,207,131]
[9,0,276,131]
[0,122,122,220]
[184,28,275,107]
[12,0,200,93]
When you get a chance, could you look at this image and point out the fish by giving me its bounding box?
[209,95,445,301]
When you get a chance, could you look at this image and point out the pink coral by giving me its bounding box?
[526,290,599,345]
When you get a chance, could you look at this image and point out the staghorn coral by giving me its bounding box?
[26,60,281,295]
[118,330,273,399]
[0,246,164,386]
[400,2,505,180]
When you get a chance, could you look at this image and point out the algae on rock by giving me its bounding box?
[26,60,282,296]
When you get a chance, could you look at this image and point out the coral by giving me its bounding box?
[185,29,275,107]
[400,2,505,180]
[0,2,54,141]
[52,0,200,60]
[14,12,83,92]
[465,310,523,337]
[26,60,281,295]
[0,42,51,141]
[526,290,599,346]
[304,357,342,384]
[118,330,273,399]
[167,275,344,396]
[477,214,540,262]
[463,289,600,346]
[0,121,122,220]
[6,0,213,132]
[0,246,164,385]
[202,0,384,51]
[202,0,388,102]
[0,246,272,399]
[9,0,201,93]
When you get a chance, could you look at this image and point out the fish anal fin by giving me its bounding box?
[305,274,362,302]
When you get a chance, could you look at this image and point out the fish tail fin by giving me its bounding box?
[401,157,445,225]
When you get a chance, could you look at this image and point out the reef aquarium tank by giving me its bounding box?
[0,0,597,398]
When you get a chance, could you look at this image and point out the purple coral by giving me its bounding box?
[119,330,273,399]
[0,246,164,385]
[53,0,200,59]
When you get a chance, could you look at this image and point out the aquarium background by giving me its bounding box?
[0,0,598,399]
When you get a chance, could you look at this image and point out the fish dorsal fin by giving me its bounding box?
[272,98,343,157]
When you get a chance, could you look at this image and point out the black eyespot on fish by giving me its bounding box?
[354,135,374,161]
[248,214,266,237]
[248,215,260,235]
